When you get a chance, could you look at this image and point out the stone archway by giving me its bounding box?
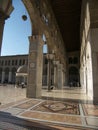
[0,0,67,98]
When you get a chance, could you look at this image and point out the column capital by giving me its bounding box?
[46,53,55,61]
[53,60,60,65]
[29,35,44,45]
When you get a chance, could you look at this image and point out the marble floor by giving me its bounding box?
[0,84,26,105]
[42,87,92,103]
[0,85,92,105]
[0,85,98,130]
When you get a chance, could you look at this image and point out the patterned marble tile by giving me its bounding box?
[20,111,82,125]
[82,104,98,116]
[31,100,80,115]
[0,102,15,110]
[14,99,41,109]
[0,98,29,110]
[86,117,98,127]
[3,108,24,115]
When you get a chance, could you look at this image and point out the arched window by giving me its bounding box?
[4,68,9,83]
[1,61,4,65]
[69,57,73,64]
[8,60,10,65]
[12,60,14,65]
[19,60,22,65]
[23,59,25,65]
[73,57,78,64]
[69,66,79,87]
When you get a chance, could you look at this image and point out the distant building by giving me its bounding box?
[0,55,28,84]
[0,52,79,88]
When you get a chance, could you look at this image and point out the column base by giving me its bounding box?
[26,85,41,98]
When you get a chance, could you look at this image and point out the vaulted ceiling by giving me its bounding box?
[50,0,82,52]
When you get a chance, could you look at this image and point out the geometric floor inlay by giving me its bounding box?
[14,99,41,109]
[20,111,82,125]
[32,100,80,115]
[86,117,98,127]
[1,98,98,130]
[82,104,98,116]
[3,108,24,115]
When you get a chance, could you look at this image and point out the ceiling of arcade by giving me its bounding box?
[50,0,82,52]
[26,0,82,53]
[24,0,81,52]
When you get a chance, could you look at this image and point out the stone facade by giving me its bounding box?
[0,55,28,84]
[0,53,79,87]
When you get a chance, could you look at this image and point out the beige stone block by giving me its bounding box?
[86,117,98,127]
[30,42,38,51]
[21,111,82,124]
[28,71,36,84]
[29,52,37,61]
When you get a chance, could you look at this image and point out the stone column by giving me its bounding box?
[62,66,64,88]
[46,61,49,87]
[0,16,5,55]
[27,35,43,98]
[57,63,63,89]
[84,66,87,92]
[8,71,12,83]
[47,59,52,91]
[1,71,5,83]
[54,64,57,88]
[64,68,68,86]
[63,69,65,86]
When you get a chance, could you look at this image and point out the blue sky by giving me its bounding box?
[1,0,31,56]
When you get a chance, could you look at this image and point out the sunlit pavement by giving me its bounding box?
[0,84,26,105]
[0,84,98,130]
[42,87,92,102]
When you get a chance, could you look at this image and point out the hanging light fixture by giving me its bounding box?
[22,14,27,21]
[22,6,28,21]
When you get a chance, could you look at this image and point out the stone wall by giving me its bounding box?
[80,0,93,99]
[90,28,98,103]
